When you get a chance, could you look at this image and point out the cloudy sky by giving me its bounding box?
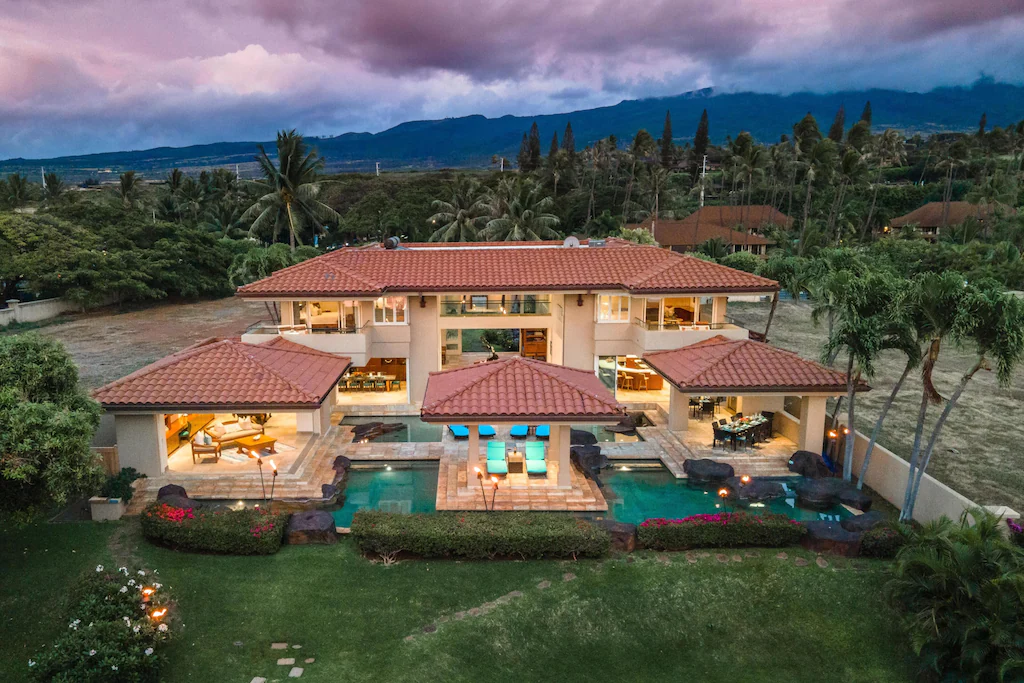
[2,0,1023,159]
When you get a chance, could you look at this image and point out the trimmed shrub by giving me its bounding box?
[860,524,908,559]
[100,467,145,503]
[141,502,287,555]
[351,511,610,560]
[29,566,173,682]
[637,512,807,550]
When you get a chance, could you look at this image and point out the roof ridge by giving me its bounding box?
[515,357,622,410]
[227,343,322,403]
[420,359,513,411]
[622,252,686,288]
[92,339,235,397]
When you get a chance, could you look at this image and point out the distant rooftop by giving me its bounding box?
[237,238,779,299]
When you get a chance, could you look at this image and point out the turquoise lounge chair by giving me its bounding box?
[478,425,496,438]
[509,425,529,438]
[486,441,508,475]
[535,425,550,439]
[448,425,470,439]
[524,442,547,475]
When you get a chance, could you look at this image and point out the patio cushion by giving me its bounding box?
[487,442,507,460]
[524,442,546,460]
[487,460,508,475]
[525,459,547,474]
[448,425,470,438]
[478,425,496,437]
[510,425,529,437]
[535,425,550,438]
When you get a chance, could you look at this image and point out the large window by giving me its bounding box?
[374,296,407,324]
[297,301,359,332]
[597,294,630,323]
[783,396,802,419]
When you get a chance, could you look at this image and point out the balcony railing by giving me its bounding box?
[440,296,551,317]
[633,318,733,331]
[245,320,363,335]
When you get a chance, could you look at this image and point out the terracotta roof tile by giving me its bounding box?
[642,336,867,393]
[236,240,778,298]
[631,218,775,248]
[890,201,1015,228]
[420,356,624,422]
[93,338,351,410]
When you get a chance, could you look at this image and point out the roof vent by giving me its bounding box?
[589,238,606,248]
[562,236,580,248]
[383,236,401,250]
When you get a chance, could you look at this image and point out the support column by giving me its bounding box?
[114,413,167,478]
[668,388,690,432]
[467,427,481,479]
[797,396,828,455]
[555,424,572,487]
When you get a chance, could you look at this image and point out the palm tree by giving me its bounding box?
[797,139,836,255]
[935,140,969,231]
[202,203,245,238]
[243,130,341,252]
[3,173,37,208]
[731,143,766,245]
[621,130,656,218]
[697,237,729,259]
[166,168,184,192]
[42,172,67,205]
[175,176,207,222]
[427,175,487,242]
[479,181,561,241]
[114,171,143,210]
[826,147,868,245]
[860,129,906,238]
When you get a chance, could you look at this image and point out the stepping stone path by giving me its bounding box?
[698,552,711,558]
[745,551,759,558]
[716,554,729,563]
[250,678,267,683]
[794,558,809,567]
[234,641,244,647]
[304,658,315,664]
[537,580,551,590]
[731,554,742,562]
[404,635,416,642]
[656,554,671,565]
[289,667,304,678]
[422,624,437,633]
[292,644,302,649]
[271,643,288,650]
[685,552,697,563]
[408,588,530,640]
[257,643,314,681]
[816,557,829,569]
[776,552,788,560]
[563,573,576,582]
[277,658,296,666]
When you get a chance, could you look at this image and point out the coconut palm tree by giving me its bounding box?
[697,237,729,259]
[797,139,837,255]
[860,129,906,238]
[427,175,487,242]
[3,173,37,208]
[935,140,970,231]
[114,171,144,210]
[202,203,245,238]
[479,181,561,241]
[826,147,868,245]
[243,130,341,252]
[166,168,184,192]
[175,176,207,223]
[42,172,67,205]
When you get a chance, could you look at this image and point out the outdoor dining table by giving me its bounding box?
[718,415,768,450]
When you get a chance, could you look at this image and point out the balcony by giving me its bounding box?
[241,320,369,359]
[632,318,750,351]
[439,295,551,317]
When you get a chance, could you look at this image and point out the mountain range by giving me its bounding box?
[3,80,1023,181]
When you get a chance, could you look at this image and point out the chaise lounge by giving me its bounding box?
[524,442,547,475]
[487,441,508,475]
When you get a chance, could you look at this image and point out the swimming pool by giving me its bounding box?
[341,416,444,442]
[331,461,439,527]
[571,424,644,443]
[599,461,850,525]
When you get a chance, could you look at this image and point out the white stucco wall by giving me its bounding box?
[114,414,167,478]
[561,294,597,371]
[408,295,440,405]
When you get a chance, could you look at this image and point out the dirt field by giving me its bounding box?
[730,301,1024,512]
[33,297,266,390]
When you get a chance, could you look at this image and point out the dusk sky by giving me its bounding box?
[2,0,1024,159]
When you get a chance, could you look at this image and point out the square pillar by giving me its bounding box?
[114,413,167,478]
[668,388,690,432]
[555,424,572,487]
[797,396,828,455]
[467,427,481,479]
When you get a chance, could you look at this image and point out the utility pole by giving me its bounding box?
[375,162,380,177]
[235,164,240,180]
[699,155,707,208]
[40,167,45,185]
[500,157,504,173]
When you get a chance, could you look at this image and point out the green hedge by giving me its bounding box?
[860,524,909,559]
[29,566,173,682]
[141,502,287,555]
[351,511,610,560]
[637,513,807,550]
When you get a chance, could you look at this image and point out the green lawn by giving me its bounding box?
[1,521,914,682]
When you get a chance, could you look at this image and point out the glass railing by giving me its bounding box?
[245,320,362,335]
[440,296,551,317]
[633,318,733,331]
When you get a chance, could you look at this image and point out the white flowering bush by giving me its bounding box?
[28,566,173,683]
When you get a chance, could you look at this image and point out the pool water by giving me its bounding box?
[331,461,438,527]
[600,462,850,525]
[341,416,443,442]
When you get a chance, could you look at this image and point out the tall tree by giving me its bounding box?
[978,112,987,138]
[860,129,906,237]
[517,133,531,171]
[427,175,486,243]
[692,109,710,179]
[827,105,846,143]
[480,180,561,241]
[166,168,184,192]
[561,121,576,163]
[859,101,872,127]
[548,132,559,161]
[797,138,836,254]
[621,129,656,219]
[42,172,67,205]
[793,113,822,157]
[114,171,143,211]
[527,122,542,172]
[242,129,341,252]
[659,110,674,168]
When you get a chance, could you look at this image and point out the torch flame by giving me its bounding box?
[150,608,167,619]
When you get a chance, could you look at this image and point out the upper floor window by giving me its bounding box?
[298,301,359,332]
[597,294,630,323]
[374,296,407,324]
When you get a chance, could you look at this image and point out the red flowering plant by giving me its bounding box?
[1008,518,1023,547]
[638,511,806,550]
[141,501,287,555]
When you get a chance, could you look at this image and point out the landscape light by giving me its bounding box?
[740,475,751,485]
[150,608,167,620]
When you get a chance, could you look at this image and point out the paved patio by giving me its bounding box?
[129,408,795,514]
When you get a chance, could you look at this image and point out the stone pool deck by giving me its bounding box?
[128,408,794,514]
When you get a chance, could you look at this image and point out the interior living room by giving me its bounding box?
[164,412,314,474]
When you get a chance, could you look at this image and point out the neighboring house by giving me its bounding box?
[631,217,776,257]
[888,201,1015,240]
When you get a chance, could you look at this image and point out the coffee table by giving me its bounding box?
[235,434,278,455]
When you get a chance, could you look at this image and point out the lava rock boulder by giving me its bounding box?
[788,451,832,479]
[840,510,887,532]
[801,521,862,556]
[683,459,735,485]
[286,510,338,544]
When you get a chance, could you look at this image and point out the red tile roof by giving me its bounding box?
[236,239,778,298]
[890,201,1015,228]
[632,218,775,248]
[93,337,351,411]
[642,336,867,394]
[676,206,792,229]
[420,356,624,422]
